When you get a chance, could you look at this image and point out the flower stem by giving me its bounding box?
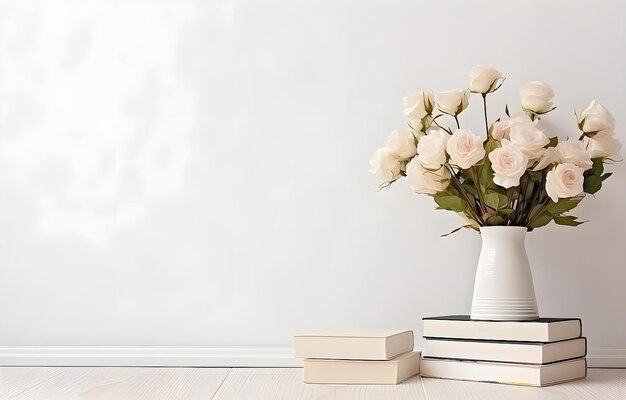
[514,174,529,225]
[445,164,484,225]
[432,118,453,134]
[471,166,488,216]
[482,94,489,135]
[506,187,515,225]
[526,197,550,227]
[454,115,460,130]
[524,174,549,226]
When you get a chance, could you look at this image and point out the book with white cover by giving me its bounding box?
[303,351,421,384]
[420,357,586,387]
[423,337,587,364]
[423,316,581,342]
[294,330,413,360]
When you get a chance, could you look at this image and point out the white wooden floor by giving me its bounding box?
[0,367,625,399]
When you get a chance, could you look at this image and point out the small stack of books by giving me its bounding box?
[420,315,587,387]
[294,330,421,384]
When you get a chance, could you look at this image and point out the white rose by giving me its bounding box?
[404,89,434,133]
[416,128,450,168]
[491,113,534,141]
[446,129,486,169]
[369,147,402,182]
[519,81,554,114]
[584,133,622,158]
[491,120,510,141]
[509,122,549,160]
[578,100,615,137]
[469,65,502,94]
[436,89,470,116]
[406,158,451,195]
[545,163,584,202]
[488,142,528,188]
[385,129,417,160]
[404,89,434,119]
[408,115,433,134]
[532,147,558,171]
[556,139,593,170]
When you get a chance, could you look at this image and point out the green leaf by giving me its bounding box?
[583,158,606,194]
[527,170,543,183]
[590,157,604,176]
[441,186,462,198]
[441,224,476,237]
[524,180,535,202]
[484,192,508,210]
[434,194,467,212]
[547,137,558,148]
[483,193,498,209]
[484,139,501,155]
[499,208,515,215]
[546,198,582,214]
[601,172,613,182]
[462,183,477,197]
[485,215,505,226]
[497,193,509,209]
[583,175,602,194]
[479,160,495,189]
[553,215,585,226]
[528,212,553,229]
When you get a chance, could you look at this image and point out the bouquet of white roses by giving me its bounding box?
[370,65,621,233]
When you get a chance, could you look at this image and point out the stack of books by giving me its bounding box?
[420,315,587,387]
[294,330,421,384]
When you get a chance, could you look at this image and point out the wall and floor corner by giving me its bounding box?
[0,1,624,368]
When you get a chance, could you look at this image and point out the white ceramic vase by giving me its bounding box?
[470,226,539,321]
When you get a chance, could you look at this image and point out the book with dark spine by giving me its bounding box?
[423,315,582,342]
[423,337,587,364]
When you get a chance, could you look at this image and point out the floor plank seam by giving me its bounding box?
[419,377,430,400]
[209,368,232,400]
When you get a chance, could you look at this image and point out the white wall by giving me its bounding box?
[0,0,625,365]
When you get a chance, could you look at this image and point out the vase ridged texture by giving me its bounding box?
[470,226,539,321]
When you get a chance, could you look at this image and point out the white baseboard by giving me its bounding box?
[0,347,302,367]
[586,349,626,368]
[0,347,624,368]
